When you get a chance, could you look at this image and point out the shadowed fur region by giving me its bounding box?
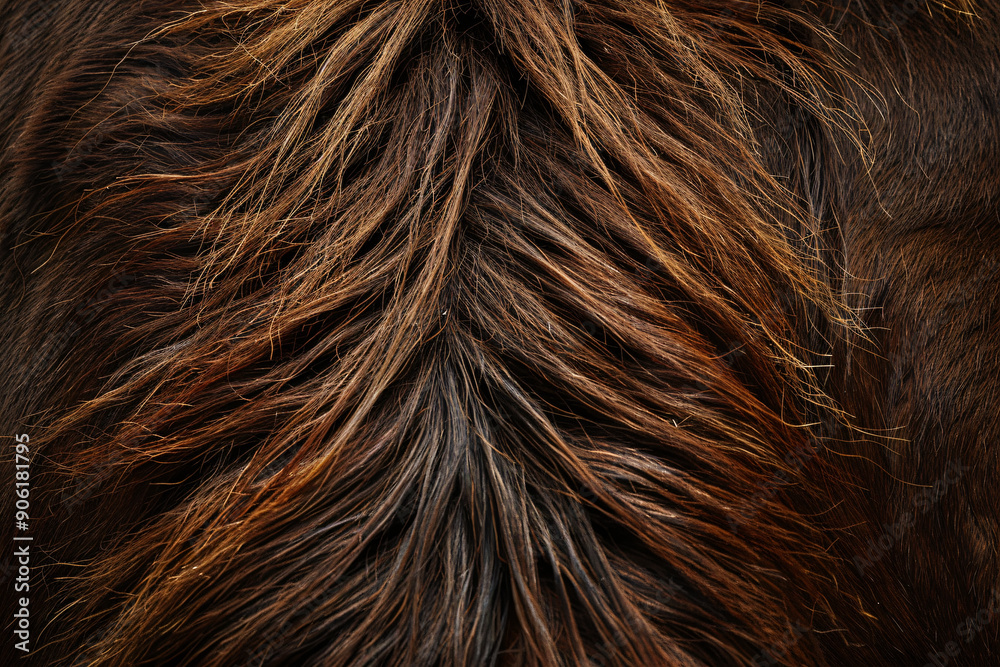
[0,0,998,665]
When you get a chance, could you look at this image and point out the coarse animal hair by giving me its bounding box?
[1,0,998,665]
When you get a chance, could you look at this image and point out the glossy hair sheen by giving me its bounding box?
[1,0,998,665]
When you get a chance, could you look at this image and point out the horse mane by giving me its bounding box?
[0,1,986,665]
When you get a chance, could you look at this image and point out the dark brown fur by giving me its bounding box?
[0,0,997,665]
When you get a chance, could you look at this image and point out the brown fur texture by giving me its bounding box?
[0,0,997,665]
